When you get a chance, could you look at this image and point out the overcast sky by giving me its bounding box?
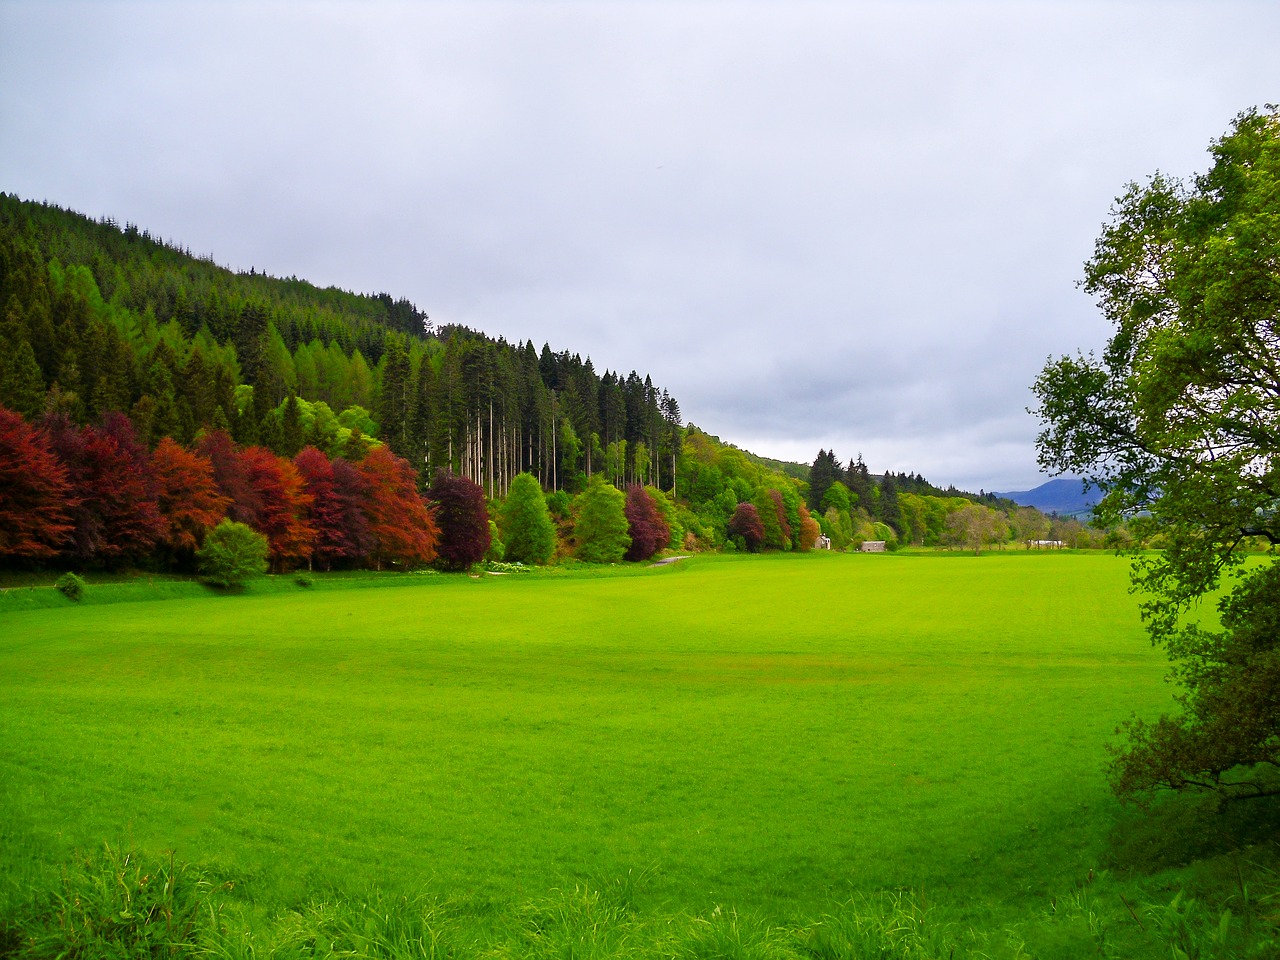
[2,1,1275,490]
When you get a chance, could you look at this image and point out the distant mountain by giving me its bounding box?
[996,478,1098,517]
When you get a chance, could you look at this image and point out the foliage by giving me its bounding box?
[752,487,790,550]
[728,502,765,552]
[501,473,556,565]
[573,475,630,563]
[54,571,84,601]
[237,445,315,570]
[942,504,1006,555]
[195,519,268,588]
[149,437,229,557]
[360,447,438,569]
[797,510,822,551]
[40,412,165,566]
[485,519,504,562]
[623,484,669,562]
[1033,107,1280,803]
[0,406,74,561]
[429,469,491,571]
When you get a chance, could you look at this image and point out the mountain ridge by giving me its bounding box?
[995,477,1097,517]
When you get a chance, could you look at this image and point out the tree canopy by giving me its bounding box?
[1034,107,1280,803]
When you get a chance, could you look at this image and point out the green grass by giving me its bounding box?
[2,551,1276,957]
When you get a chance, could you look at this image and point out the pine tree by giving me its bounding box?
[0,296,46,418]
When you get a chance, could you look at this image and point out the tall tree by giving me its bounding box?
[807,449,841,512]
[150,437,230,558]
[728,502,765,552]
[294,446,369,570]
[623,484,669,562]
[359,445,438,569]
[428,469,490,571]
[1033,107,1280,802]
[237,445,315,571]
[0,406,74,561]
[0,296,46,418]
[573,474,630,564]
[41,412,164,566]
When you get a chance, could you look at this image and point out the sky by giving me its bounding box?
[1,1,1276,491]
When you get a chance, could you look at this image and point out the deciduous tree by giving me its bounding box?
[623,483,669,562]
[1033,107,1280,802]
[429,469,490,571]
[573,474,630,563]
[728,502,765,552]
[360,445,438,569]
[150,437,229,557]
[197,519,268,588]
[0,406,74,560]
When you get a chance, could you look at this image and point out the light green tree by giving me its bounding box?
[196,520,268,588]
[500,472,556,565]
[573,474,630,563]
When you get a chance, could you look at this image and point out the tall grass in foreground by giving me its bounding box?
[3,844,1277,958]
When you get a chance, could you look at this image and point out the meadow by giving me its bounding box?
[2,552,1276,958]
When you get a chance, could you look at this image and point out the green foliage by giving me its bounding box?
[195,519,268,588]
[573,475,630,563]
[820,480,850,513]
[1034,107,1280,803]
[485,519,505,563]
[501,472,556,565]
[871,521,899,549]
[53,571,84,601]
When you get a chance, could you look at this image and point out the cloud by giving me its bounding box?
[2,1,1276,490]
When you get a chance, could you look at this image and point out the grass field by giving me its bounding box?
[2,551,1277,958]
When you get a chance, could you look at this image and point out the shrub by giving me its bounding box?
[294,573,313,588]
[196,520,268,589]
[54,572,85,602]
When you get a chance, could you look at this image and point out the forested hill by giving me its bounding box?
[1,192,1065,574]
[0,192,686,493]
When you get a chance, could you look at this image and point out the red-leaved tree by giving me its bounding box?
[428,469,490,571]
[360,446,438,569]
[295,446,373,569]
[41,412,164,566]
[150,437,230,558]
[0,406,75,561]
[624,484,669,562]
[728,502,765,552]
[198,430,263,527]
[238,445,315,571]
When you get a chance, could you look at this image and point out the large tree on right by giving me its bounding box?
[1033,107,1280,804]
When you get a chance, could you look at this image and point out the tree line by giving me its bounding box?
[0,191,1073,576]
